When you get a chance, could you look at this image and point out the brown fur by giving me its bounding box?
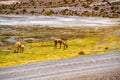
[14,41,24,53]
[54,39,68,49]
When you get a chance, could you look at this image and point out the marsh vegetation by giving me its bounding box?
[0,25,120,67]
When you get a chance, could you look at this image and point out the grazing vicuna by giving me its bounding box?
[54,39,68,49]
[14,41,24,53]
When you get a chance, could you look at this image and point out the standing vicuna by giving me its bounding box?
[14,41,24,53]
[54,39,68,49]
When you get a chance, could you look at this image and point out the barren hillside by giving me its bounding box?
[0,0,120,18]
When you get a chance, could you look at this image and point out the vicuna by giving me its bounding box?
[14,41,24,53]
[54,39,68,49]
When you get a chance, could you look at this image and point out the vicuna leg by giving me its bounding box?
[54,41,57,49]
[15,46,19,53]
[20,45,24,52]
[63,42,68,50]
[14,47,18,53]
[60,42,62,49]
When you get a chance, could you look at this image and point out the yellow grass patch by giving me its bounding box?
[0,36,120,67]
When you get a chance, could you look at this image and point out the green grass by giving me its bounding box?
[0,36,120,67]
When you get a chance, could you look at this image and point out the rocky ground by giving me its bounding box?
[0,0,120,18]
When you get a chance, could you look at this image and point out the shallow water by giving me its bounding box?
[0,15,120,27]
[6,36,18,43]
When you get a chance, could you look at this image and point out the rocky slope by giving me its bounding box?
[0,0,120,18]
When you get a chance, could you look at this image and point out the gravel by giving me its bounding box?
[0,50,120,80]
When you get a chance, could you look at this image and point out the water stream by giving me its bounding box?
[0,15,119,27]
